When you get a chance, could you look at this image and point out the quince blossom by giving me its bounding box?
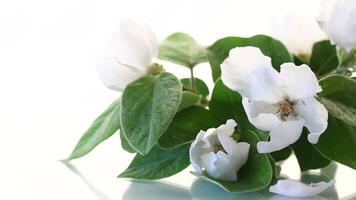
[221,47,328,153]
[96,18,158,91]
[189,119,250,181]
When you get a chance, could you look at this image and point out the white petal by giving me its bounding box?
[216,119,237,137]
[215,120,239,155]
[242,98,281,131]
[280,63,322,100]
[95,18,158,91]
[317,0,356,51]
[201,150,247,182]
[202,119,237,147]
[269,179,335,197]
[202,128,219,148]
[189,131,208,173]
[316,0,338,35]
[271,8,326,55]
[95,51,144,91]
[108,18,157,70]
[294,97,328,144]
[257,120,304,153]
[218,130,250,157]
[221,47,283,103]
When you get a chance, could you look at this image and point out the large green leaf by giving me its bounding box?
[309,40,338,77]
[118,143,190,179]
[314,115,356,169]
[192,130,273,192]
[66,99,121,160]
[208,35,292,81]
[158,33,207,68]
[319,75,356,126]
[159,106,220,148]
[181,78,209,97]
[292,129,330,171]
[120,132,136,153]
[209,79,253,133]
[121,72,182,155]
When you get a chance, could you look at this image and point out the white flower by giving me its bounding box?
[189,119,250,181]
[95,18,158,91]
[269,179,335,197]
[317,0,356,51]
[221,47,328,153]
[270,8,326,55]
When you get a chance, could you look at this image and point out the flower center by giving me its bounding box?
[277,100,295,121]
[213,145,227,154]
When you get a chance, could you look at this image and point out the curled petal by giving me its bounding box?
[269,179,335,197]
[280,63,322,100]
[189,120,238,173]
[257,120,304,153]
[294,97,328,144]
[189,131,208,173]
[215,119,237,137]
[202,119,237,148]
[242,98,281,131]
[221,47,283,103]
[201,152,238,181]
[189,120,249,181]
[95,18,158,91]
[201,144,249,182]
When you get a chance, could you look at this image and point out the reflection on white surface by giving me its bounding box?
[64,157,355,200]
[63,162,111,200]
[1,0,355,199]
[191,179,328,200]
[123,181,191,200]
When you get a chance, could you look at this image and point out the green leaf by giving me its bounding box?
[319,75,356,126]
[292,129,330,171]
[293,55,309,66]
[192,130,273,192]
[310,40,338,76]
[208,35,292,81]
[120,132,136,153]
[158,33,207,68]
[177,91,202,112]
[118,143,190,179]
[210,79,253,132]
[270,147,292,162]
[181,78,209,97]
[314,115,356,169]
[159,106,220,148]
[337,48,356,68]
[121,72,182,155]
[66,99,121,160]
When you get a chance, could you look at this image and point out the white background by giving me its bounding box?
[0,0,355,199]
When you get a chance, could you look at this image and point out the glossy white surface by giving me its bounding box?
[0,0,355,199]
[60,152,356,200]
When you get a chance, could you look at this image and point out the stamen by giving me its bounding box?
[277,100,295,121]
[213,145,227,154]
